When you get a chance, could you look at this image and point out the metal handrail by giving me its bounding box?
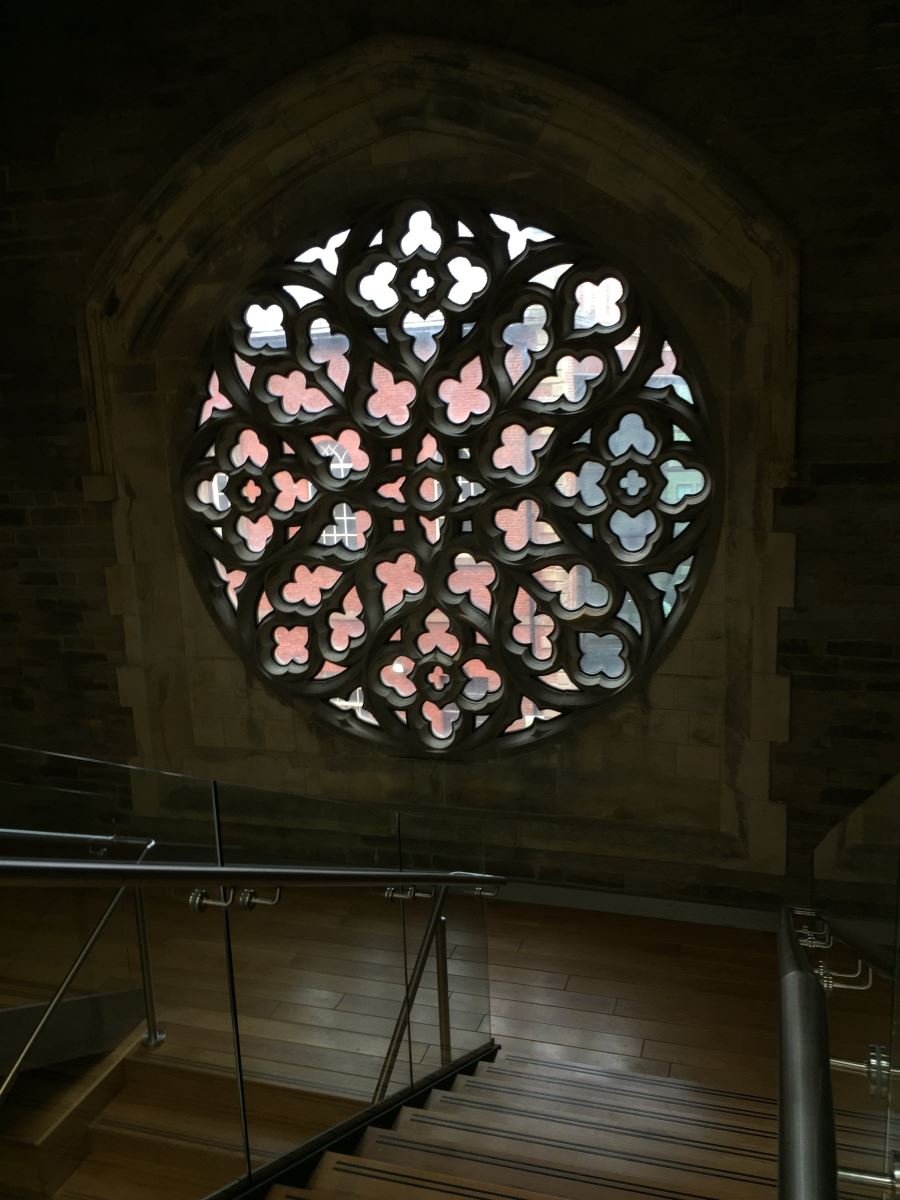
[0,853,502,1134]
[0,860,505,888]
[0,827,154,847]
[778,907,838,1200]
[0,839,163,1105]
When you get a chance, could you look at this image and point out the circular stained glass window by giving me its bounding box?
[178,199,719,755]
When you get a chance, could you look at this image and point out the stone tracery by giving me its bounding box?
[179,199,717,754]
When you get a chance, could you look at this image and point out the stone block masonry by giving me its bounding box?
[1,2,898,901]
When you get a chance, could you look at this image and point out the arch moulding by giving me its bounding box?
[81,36,798,883]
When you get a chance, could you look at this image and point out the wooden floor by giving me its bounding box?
[1,888,785,1099]
[1,889,894,1199]
[135,888,786,1099]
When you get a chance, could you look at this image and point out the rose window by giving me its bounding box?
[179,200,719,754]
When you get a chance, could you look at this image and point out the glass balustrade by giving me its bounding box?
[394,808,493,1093]
[215,777,411,1165]
[890,857,900,1189]
[812,772,900,1188]
[0,743,499,1199]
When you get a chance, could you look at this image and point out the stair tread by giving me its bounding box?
[51,1146,240,1200]
[126,1054,362,1132]
[142,1031,378,1100]
[360,1127,766,1200]
[450,1074,885,1157]
[306,1149,578,1199]
[441,1077,779,1148]
[266,1189,348,1200]
[1,1027,141,1145]
[92,1095,269,1157]
[488,1053,776,1109]
[93,1074,328,1164]
[363,1111,774,1200]
[394,1102,777,1183]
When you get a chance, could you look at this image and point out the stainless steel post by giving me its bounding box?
[211,781,252,1180]
[373,886,448,1102]
[132,889,165,1047]
[435,915,452,1066]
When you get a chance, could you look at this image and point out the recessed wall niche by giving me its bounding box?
[82,37,796,887]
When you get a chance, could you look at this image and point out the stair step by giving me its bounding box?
[440,1075,778,1150]
[266,1189,347,1200]
[91,1085,278,1167]
[0,990,144,1078]
[51,1148,238,1200]
[361,1107,774,1200]
[453,1072,885,1161]
[397,1098,776,1187]
[89,1120,251,1177]
[1,1027,140,1200]
[267,1189,347,1200]
[126,1055,362,1140]
[475,1060,776,1125]
[490,1036,672,1078]
[358,1126,740,1200]
[485,1054,777,1116]
[304,1149,575,1198]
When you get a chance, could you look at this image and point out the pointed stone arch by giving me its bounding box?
[83,36,797,881]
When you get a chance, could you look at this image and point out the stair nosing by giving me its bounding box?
[464,1074,778,1132]
[431,1091,777,1162]
[367,1128,751,1200]
[394,1111,775,1187]
[495,1055,776,1106]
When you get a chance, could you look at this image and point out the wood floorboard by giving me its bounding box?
[482,997,779,1054]
[336,992,488,1030]
[450,943,774,988]
[469,1035,670,1077]
[481,1016,645,1059]
[611,994,777,1030]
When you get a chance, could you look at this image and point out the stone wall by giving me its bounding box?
[2,2,898,901]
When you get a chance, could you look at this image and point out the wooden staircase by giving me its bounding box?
[4,898,890,1200]
[268,1049,785,1200]
[1,1033,361,1200]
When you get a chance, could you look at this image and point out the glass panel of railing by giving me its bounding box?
[0,743,135,843]
[212,778,402,869]
[0,848,135,1020]
[396,810,494,1089]
[117,867,253,1197]
[213,779,410,1173]
[0,742,220,861]
[0,876,137,1064]
[0,868,250,1200]
[0,744,221,1055]
[0,748,255,1197]
[888,846,900,1174]
[813,772,900,1182]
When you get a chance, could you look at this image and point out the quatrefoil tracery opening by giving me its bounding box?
[179,199,718,755]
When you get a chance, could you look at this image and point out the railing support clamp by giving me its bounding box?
[838,1153,900,1194]
[189,887,234,913]
[830,1044,898,1098]
[815,959,873,993]
[384,885,435,900]
[238,886,282,910]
